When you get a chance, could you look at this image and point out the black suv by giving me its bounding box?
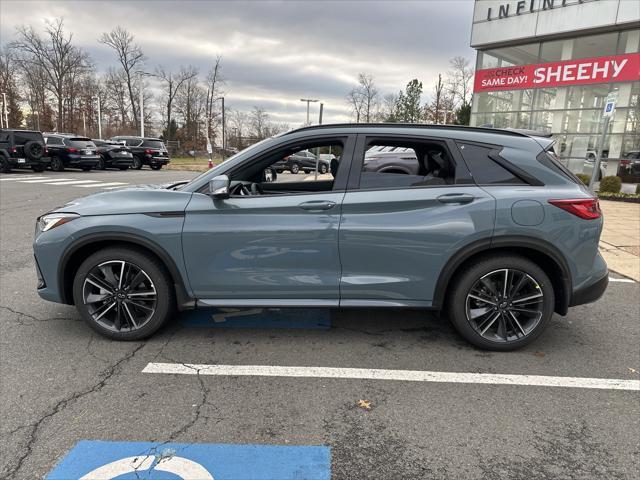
[92,139,134,170]
[0,129,49,173]
[44,134,101,171]
[109,136,170,170]
[273,150,330,174]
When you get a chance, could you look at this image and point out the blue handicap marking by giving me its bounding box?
[47,440,331,480]
[181,307,331,330]
[605,102,613,112]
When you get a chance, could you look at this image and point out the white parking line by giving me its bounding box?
[46,180,100,186]
[609,277,636,283]
[0,176,46,181]
[75,182,129,188]
[142,363,640,391]
[19,178,73,183]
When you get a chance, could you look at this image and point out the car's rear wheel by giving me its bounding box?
[118,166,129,170]
[97,157,106,170]
[81,166,92,171]
[447,255,554,351]
[1,156,12,173]
[150,164,162,170]
[72,248,174,340]
[51,157,65,171]
[31,165,45,172]
[290,163,300,174]
[132,157,143,170]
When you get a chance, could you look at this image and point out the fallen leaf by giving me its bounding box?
[628,367,638,374]
[534,351,545,357]
[357,399,372,410]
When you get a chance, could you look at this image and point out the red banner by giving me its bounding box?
[474,53,640,93]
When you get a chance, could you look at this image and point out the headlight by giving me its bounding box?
[37,213,80,232]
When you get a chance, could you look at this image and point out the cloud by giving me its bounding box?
[1,0,475,125]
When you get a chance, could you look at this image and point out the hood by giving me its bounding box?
[55,184,193,216]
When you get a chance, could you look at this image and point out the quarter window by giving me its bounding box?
[457,142,525,185]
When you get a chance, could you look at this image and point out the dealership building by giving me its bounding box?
[470,0,640,177]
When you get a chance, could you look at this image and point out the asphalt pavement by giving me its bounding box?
[0,168,638,479]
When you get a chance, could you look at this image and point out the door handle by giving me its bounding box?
[437,193,475,204]
[298,200,336,211]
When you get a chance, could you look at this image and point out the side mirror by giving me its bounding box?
[208,175,230,199]
[263,167,277,183]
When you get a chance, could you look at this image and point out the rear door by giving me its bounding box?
[338,134,496,307]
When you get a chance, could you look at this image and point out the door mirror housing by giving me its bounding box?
[208,175,230,199]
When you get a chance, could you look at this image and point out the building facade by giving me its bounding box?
[470,0,640,178]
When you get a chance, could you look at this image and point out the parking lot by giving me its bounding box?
[1,168,639,479]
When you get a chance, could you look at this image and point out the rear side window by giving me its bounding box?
[45,136,63,145]
[13,131,42,144]
[142,139,164,149]
[457,142,525,185]
[125,138,141,147]
[536,149,582,184]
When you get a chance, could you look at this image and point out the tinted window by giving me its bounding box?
[66,138,96,148]
[93,139,106,146]
[457,143,525,185]
[125,139,141,147]
[0,132,9,142]
[45,136,63,145]
[13,131,42,144]
[142,139,164,149]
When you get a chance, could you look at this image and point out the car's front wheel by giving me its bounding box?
[132,156,143,170]
[72,248,174,340]
[51,157,65,171]
[150,164,162,170]
[447,255,554,351]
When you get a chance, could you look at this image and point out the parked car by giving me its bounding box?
[44,134,100,171]
[33,124,608,350]
[0,129,49,173]
[92,139,134,170]
[109,136,170,170]
[363,145,419,174]
[273,150,329,174]
[620,150,640,175]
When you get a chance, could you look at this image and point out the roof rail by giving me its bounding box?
[281,123,531,138]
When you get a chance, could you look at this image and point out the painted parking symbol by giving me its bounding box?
[46,440,331,480]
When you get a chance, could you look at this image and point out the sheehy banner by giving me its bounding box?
[474,53,640,93]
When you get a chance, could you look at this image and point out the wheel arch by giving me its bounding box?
[59,233,194,309]
[434,236,572,315]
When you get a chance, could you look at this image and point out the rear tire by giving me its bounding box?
[150,164,162,170]
[81,166,92,172]
[72,247,175,340]
[31,165,45,172]
[51,157,65,172]
[132,156,143,170]
[1,156,12,173]
[118,166,129,170]
[97,157,106,170]
[446,255,555,351]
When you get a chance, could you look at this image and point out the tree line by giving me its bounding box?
[0,18,286,151]
[345,56,474,126]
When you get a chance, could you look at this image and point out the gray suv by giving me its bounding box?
[33,124,608,350]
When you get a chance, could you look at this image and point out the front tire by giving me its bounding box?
[150,164,162,170]
[72,247,175,340]
[447,255,554,351]
[51,157,65,171]
[132,156,143,170]
[97,157,106,170]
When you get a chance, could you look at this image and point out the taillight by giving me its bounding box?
[67,147,78,153]
[549,198,601,220]
[9,147,16,153]
[620,159,630,165]
[144,149,154,154]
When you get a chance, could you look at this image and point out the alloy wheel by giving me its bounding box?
[465,268,544,343]
[82,260,157,332]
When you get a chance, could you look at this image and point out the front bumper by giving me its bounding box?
[569,272,609,307]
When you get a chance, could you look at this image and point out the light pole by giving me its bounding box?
[300,98,318,125]
[212,96,225,160]
[95,95,102,139]
[135,71,158,137]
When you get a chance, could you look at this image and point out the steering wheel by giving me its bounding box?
[232,183,261,196]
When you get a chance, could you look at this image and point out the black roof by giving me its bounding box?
[282,123,531,138]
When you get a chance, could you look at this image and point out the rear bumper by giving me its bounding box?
[569,272,609,307]
[144,155,170,165]
[7,156,50,167]
[68,155,100,167]
[107,156,134,166]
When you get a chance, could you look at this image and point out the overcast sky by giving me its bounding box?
[0,0,476,126]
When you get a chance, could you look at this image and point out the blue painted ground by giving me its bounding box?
[47,440,331,480]
[181,307,331,329]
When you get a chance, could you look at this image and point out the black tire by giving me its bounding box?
[132,156,143,170]
[0,155,11,173]
[446,255,555,351]
[118,166,129,170]
[81,166,92,172]
[50,156,65,172]
[31,165,45,172]
[72,247,175,340]
[97,157,106,170]
[290,163,300,174]
[23,140,44,160]
[319,163,328,174]
[303,169,310,174]
[150,164,162,170]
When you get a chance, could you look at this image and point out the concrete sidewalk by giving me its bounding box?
[599,200,640,281]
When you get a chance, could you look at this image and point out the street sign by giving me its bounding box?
[47,440,331,480]
[206,137,213,154]
[603,91,617,118]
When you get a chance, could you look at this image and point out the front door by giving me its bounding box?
[182,135,354,304]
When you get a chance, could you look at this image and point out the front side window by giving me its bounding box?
[358,138,456,189]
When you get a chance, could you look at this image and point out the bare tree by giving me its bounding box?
[0,47,23,128]
[11,18,90,131]
[156,64,197,143]
[204,55,224,143]
[249,106,270,139]
[104,67,130,130]
[346,86,365,123]
[448,56,474,108]
[376,93,398,122]
[228,109,248,148]
[358,73,378,122]
[99,26,145,130]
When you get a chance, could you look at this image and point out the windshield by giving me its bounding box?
[67,138,96,148]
